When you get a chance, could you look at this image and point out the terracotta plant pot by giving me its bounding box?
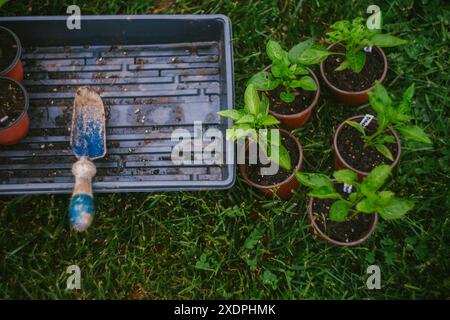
[0,77,30,145]
[319,43,387,106]
[239,129,303,200]
[307,197,378,246]
[333,115,401,180]
[0,26,24,83]
[263,65,320,130]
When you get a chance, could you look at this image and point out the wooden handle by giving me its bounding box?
[69,156,96,232]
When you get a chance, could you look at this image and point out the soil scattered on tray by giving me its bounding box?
[0,79,25,129]
[323,45,384,92]
[0,28,18,72]
[337,120,397,172]
[267,86,315,115]
[312,184,376,243]
[244,132,299,186]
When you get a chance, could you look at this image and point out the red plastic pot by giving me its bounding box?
[263,65,320,130]
[333,115,401,180]
[239,129,303,200]
[319,43,387,106]
[0,77,30,145]
[0,26,24,83]
[307,197,378,246]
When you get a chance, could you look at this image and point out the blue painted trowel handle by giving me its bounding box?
[69,156,97,232]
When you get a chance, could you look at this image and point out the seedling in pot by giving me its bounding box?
[323,17,407,73]
[296,165,414,245]
[217,83,291,170]
[346,82,432,161]
[296,165,414,222]
[248,40,321,103]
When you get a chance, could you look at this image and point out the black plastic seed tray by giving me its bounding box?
[0,15,235,194]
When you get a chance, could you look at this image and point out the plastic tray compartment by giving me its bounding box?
[0,15,235,194]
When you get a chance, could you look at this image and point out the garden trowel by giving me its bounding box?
[69,87,106,232]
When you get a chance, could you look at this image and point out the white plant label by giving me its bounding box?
[343,184,353,193]
[364,46,373,53]
[360,114,374,127]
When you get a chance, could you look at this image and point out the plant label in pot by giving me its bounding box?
[0,26,24,83]
[0,77,29,145]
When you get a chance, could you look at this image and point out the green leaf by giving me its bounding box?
[361,164,392,194]
[369,34,407,47]
[0,0,8,8]
[348,192,359,203]
[375,135,396,144]
[260,93,270,115]
[244,84,260,116]
[288,39,314,64]
[375,144,394,161]
[329,200,351,222]
[271,61,290,78]
[259,114,279,126]
[345,120,366,136]
[298,48,334,65]
[397,125,432,144]
[226,124,256,141]
[280,91,295,103]
[333,169,357,185]
[347,50,366,73]
[194,253,211,270]
[356,198,376,213]
[262,270,279,290]
[368,81,392,116]
[269,143,291,171]
[335,60,350,72]
[243,226,265,250]
[376,191,395,206]
[248,71,280,91]
[378,197,414,220]
[330,20,351,32]
[236,114,255,124]
[266,40,286,62]
[217,109,245,121]
[295,172,334,190]
[398,83,415,114]
[289,76,317,91]
[307,187,341,200]
[292,65,309,75]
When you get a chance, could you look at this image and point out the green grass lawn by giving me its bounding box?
[1,0,449,299]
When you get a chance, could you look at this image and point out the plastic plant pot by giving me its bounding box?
[0,77,30,145]
[263,65,320,130]
[333,115,401,180]
[0,26,24,82]
[239,129,303,200]
[319,43,387,106]
[307,197,378,246]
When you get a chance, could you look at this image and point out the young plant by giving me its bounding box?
[295,165,414,222]
[323,17,407,73]
[346,81,432,161]
[247,40,322,103]
[217,84,291,170]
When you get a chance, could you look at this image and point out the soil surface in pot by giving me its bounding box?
[0,29,17,72]
[267,87,314,115]
[245,133,299,186]
[312,184,375,243]
[323,45,384,92]
[337,120,397,172]
[0,79,26,129]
